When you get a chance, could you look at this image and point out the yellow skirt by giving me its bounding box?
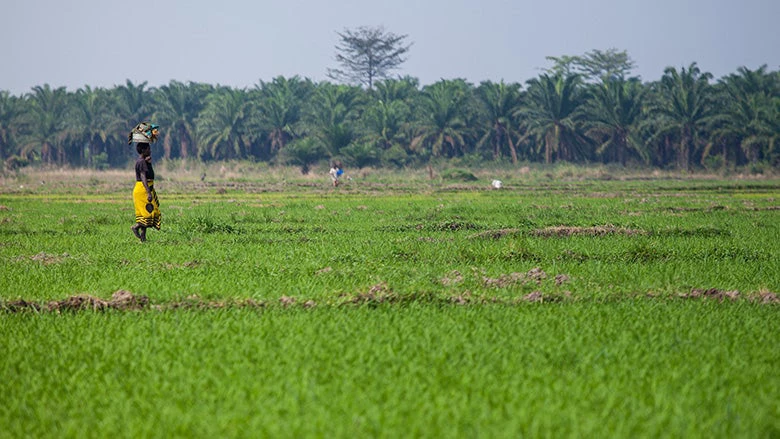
[133,181,161,229]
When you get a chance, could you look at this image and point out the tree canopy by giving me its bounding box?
[327,26,412,90]
[1,47,778,173]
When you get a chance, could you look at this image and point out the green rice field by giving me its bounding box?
[1,167,778,437]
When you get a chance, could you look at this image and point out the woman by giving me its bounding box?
[131,142,161,242]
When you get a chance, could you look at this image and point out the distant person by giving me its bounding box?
[129,123,161,242]
[329,161,343,187]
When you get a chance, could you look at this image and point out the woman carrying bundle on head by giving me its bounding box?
[129,123,161,242]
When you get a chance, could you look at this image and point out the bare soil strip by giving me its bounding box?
[531,225,647,237]
[2,288,777,314]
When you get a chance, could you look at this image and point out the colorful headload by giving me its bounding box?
[128,122,160,144]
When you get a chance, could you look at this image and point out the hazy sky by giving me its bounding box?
[3,0,778,95]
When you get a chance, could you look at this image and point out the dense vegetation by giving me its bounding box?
[1,62,778,173]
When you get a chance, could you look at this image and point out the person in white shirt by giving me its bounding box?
[329,161,343,187]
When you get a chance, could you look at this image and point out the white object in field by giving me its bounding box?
[491,179,503,189]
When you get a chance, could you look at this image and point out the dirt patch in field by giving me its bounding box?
[161,295,265,311]
[162,260,201,270]
[481,267,562,287]
[3,290,149,313]
[758,290,780,304]
[341,282,396,305]
[677,288,741,301]
[532,225,647,237]
[676,288,779,304]
[440,270,464,286]
[3,288,777,313]
[23,252,71,265]
[469,228,523,240]
[660,205,729,213]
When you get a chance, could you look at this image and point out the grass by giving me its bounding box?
[0,166,778,437]
[1,302,777,438]
[1,184,777,302]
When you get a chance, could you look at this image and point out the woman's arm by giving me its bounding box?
[140,163,152,201]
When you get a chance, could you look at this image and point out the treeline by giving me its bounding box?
[1,63,778,172]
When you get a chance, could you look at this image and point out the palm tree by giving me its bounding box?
[152,80,209,160]
[73,86,116,167]
[252,76,313,160]
[105,80,154,165]
[279,136,327,174]
[707,65,779,166]
[645,63,715,170]
[196,87,252,161]
[411,79,473,160]
[361,77,419,161]
[19,84,73,165]
[360,98,412,152]
[113,80,152,124]
[304,83,364,157]
[0,91,24,161]
[516,73,586,164]
[373,76,419,103]
[475,80,524,164]
[579,78,649,165]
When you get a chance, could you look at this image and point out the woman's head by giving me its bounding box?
[136,143,151,155]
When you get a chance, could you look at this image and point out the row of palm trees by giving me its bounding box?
[1,63,777,172]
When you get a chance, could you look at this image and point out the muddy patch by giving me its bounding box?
[482,267,553,287]
[677,288,740,301]
[677,288,779,304]
[532,225,646,237]
[341,282,396,305]
[4,287,777,313]
[440,270,465,286]
[657,227,729,238]
[3,290,149,313]
[22,252,71,265]
[469,228,523,240]
[162,260,201,270]
[661,205,729,213]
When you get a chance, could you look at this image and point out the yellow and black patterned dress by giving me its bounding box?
[133,157,161,229]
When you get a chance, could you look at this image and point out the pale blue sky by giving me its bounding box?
[3,0,778,95]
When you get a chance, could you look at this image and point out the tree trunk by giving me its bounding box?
[493,125,500,161]
[508,135,518,165]
[680,126,691,171]
[180,138,189,159]
[163,136,172,160]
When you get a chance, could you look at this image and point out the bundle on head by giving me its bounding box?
[128,122,160,144]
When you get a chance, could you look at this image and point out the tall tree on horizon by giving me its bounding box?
[546,48,637,83]
[327,26,412,90]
